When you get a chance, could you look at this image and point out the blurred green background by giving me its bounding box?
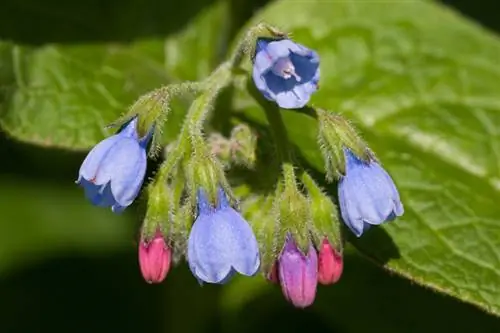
[1,0,500,332]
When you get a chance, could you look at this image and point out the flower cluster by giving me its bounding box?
[76,23,403,308]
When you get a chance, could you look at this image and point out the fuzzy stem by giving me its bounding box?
[157,62,232,182]
[262,105,292,163]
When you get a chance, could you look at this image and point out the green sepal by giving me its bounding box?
[275,164,313,254]
[185,142,232,208]
[316,109,370,180]
[142,179,173,240]
[301,171,342,253]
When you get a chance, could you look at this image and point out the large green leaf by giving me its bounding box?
[233,0,500,314]
[0,2,226,149]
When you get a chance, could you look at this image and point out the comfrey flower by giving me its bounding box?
[139,231,172,284]
[252,38,320,109]
[317,238,343,285]
[187,187,260,284]
[338,148,404,237]
[277,235,318,308]
[76,117,152,213]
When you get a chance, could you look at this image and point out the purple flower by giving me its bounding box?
[278,236,318,308]
[338,149,404,237]
[76,117,152,213]
[187,187,260,284]
[252,38,320,109]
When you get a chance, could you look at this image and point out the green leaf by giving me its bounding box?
[0,2,227,149]
[234,0,500,315]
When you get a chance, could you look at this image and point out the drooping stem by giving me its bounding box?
[263,105,292,164]
[110,81,204,130]
[157,62,232,182]
[262,105,298,190]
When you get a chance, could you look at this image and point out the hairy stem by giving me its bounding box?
[157,62,232,181]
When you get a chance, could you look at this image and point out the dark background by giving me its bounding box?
[1,1,499,332]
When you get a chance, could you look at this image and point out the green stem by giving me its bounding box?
[262,106,291,163]
[157,62,232,181]
[262,104,298,192]
[109,81,204,131]
[282,162,296,189]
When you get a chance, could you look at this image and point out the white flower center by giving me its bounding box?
[272,58,301,82]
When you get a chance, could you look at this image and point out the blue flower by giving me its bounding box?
[187,187,260,284]
[76,117,152,213]
[338,149,404,237]
[252,38,320,109]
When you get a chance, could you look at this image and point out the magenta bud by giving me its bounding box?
[139,232,172,284]
[317,238,343,285]
[278,236,318,308]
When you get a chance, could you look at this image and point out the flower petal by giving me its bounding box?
[79,180,118,208]
[217,207,260,277]
[187,212,233,283]
[254,39,292,74]
[252,39,320,109]
[99,139,147,207]
[274,90,310,109]
[118,117,140,139]
[278,238,317,308]
[78,135,122,183]
[339,149,404,236]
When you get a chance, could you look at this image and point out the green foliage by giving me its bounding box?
[0,1,227,149]
[0,0,499,331]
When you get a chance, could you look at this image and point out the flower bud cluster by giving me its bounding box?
[74,22,403,307]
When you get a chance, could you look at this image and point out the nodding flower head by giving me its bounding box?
[187,187,260,284]
[76,117,153,213]
[338,148,404,237]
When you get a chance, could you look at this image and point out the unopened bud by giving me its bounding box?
[278,235,318,308]
[317,238,343,285]
[207,133,231,163]
[139,231,172,284]
[230,124,258,168]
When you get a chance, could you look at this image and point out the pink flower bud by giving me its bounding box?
[318,238,343,285]
[138,232,171,284]
[278,236,318,308]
